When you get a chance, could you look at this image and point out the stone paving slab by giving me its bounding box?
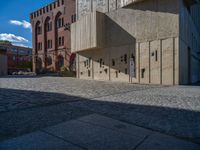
[77,114,152,139]
[137,133,200,150]
[1,114,200,150]
[43,119,143,150]
[0,131,83,150]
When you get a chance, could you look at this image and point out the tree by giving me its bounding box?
[0,40,12,45]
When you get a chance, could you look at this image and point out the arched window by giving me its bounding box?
[45,17,52,32]
[55,12,64,28]
[47,56,52,66]
[35,21,42,35]
[58,55,64,68]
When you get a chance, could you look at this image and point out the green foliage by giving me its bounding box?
[59,66,75,77]
[18,61,32,70]
[0,40,12,45]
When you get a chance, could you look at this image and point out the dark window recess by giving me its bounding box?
[116,71,118,78]
[121,56,123,62]
[155,50,158,61]
[125,68,128,74]
[88,70,91,77]
[80,72,83,75]
[124,54,127,64]
[151,52,154,56]
[104,68,108,74]
[84,61,86,67]
[112,59,115,66]
[119,70,121,73]
[100,59,103,68]
[86,60,89,66]
[100,71,102,74]
[141,68,145,78]
[88,58,91,67]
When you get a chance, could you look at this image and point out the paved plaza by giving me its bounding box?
[0,76,200,149]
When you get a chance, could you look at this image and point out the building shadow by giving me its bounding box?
[0,88,200,144]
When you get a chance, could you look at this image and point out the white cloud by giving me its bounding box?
[9,20,31,29]
[12,43,29,47]
[0,33,28,43]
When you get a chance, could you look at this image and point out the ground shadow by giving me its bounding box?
[0,88,200,144]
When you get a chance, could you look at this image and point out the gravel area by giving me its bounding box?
[0,76,200,143]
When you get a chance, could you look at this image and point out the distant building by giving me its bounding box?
[0,44,32,74]
[30,0,76,73]
[71,0,200,85]
[0,48,7,76]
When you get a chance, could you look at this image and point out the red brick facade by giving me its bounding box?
[0,44,32,74]
[30,0,76,73]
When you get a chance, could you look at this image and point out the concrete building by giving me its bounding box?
[71,0,200,85]
[0,48,7,76]
[0,44,32,74]
[30,0,76,73]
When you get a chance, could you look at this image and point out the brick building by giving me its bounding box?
[0,44,32,74]
[0,48,7,76]
[30,0,76,73]
[71,0,200,85]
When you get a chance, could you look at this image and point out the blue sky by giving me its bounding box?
[0,0,54,48]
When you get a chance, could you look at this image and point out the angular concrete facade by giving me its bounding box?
[71,0,200,85]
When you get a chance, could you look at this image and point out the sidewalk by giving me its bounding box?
[0,114,199,150]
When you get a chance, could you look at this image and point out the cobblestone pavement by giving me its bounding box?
[0,76,200,144]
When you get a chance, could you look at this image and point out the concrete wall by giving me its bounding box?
[0,54,7,76]
[179,1,200,84]
[71,11,105,52]
[74,0,180,85]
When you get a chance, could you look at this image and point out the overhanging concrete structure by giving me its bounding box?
[72,0,200,85]
[71,12,105,53]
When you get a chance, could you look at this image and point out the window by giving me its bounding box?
[54,2,56,8]
[57,0,60,7]
[116,71,118,78]
[37,26,42,35]
[71,14,76,23]
[61,0,64,5]
[125,68,128,74]
[121,56,123,62]
[58,37,62,46]
[57,17,64,28]
[50,4,52,10]
[47,57,52,65]
[155,50,158,61]
[47,40,52,49]
[58,36,64,46]
[62,36,64,46]
[37,42,42,50]
[46,21,52,32]
[141,68,145,78]
[43,8,45,13]
[112,59,115,66]
[88,57,91,67]
[88,70,91,77]
[100,59,103,68]
[46,6,49,12]
[124,54,127,64]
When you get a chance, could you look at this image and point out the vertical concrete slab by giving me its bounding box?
[150,40,161,84]
[139,42,150,84]
[161,38,174,85]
